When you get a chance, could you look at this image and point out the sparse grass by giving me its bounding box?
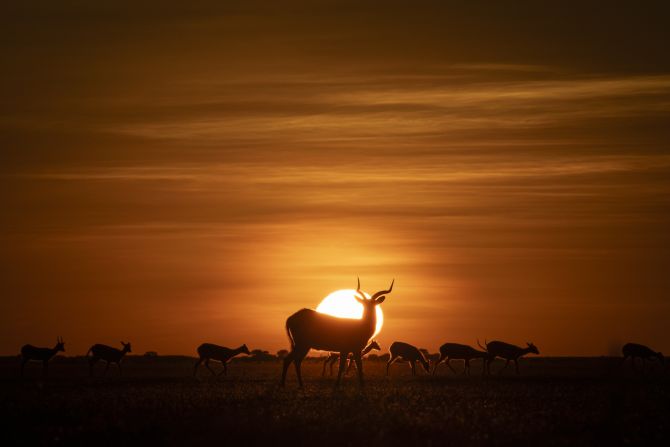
[1,357,669,445]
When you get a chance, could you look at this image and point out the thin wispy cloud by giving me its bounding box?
[108,75,670,143]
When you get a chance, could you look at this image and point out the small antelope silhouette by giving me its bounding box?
[282,278,393,387]
[20,337,65,377]
[193,343,251,377]
[88,342,132,376]
[322,340,381,376]
[387,341,430,376]
[621,342,664,373]
[480,340,539,375]
[432,342,491,376]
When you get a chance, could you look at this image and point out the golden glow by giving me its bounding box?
[316,289,384,337]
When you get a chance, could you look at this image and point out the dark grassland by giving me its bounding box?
[1,356,668,446]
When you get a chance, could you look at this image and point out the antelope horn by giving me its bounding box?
[371,279,394,300]
[356,277,366,299]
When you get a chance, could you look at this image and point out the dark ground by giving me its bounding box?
[1,356,668,446]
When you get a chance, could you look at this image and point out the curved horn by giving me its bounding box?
[371,279,394,300]
[355,277,366,299]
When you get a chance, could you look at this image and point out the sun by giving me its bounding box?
[316,289,384,337]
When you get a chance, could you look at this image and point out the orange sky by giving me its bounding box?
[2,1,670,356]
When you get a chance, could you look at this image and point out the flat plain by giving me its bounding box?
[1,356,668,446]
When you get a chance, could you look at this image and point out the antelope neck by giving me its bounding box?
[361,304,376,335]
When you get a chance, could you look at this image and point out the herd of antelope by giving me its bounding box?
[20,339,134,377]
[18,279,665,384]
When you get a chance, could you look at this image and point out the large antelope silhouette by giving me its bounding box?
[432,342,491,376]
[621,342,664,374]
[193,343,251,377]
[20,337,65,377]
[479,340,539,375]
[87,342,132,376]
[387,341,430,376]
[281,278,393,387]
[321,340,381,376]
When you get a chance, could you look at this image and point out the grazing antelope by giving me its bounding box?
[479,340,539,375]
[321,340,381,376]
[621,342,664,373]
[193,343,251,377]
[20,337,65,377]
[432,342,491,376]
[387,341,430,376]
[87,342,132,377]
[281,278,393,387]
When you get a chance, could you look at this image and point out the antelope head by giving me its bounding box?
[240,344,251,355]
[55,336,65,352]
[121,341,132,353]
[354,277,394,309]
[526,342,539,355]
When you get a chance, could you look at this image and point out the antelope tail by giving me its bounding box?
[285,320,295,350]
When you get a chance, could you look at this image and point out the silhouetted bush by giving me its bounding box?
[239,349,276,362]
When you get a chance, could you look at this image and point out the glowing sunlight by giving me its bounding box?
[316,289,384,337]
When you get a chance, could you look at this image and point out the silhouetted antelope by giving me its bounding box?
[432,342,491,376]
[387,341,430,376]
[479,340,539,375]
[193,343,251,377]
[621,342,664,374]
[20,337,65,377]
[281,278,393,387]
[321,340,381,376]
[87,342,132,376]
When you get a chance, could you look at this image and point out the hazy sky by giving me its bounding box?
[2,1,670,356]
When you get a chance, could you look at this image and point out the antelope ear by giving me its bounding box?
[354,294,366,304]
[374,296,385,304]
